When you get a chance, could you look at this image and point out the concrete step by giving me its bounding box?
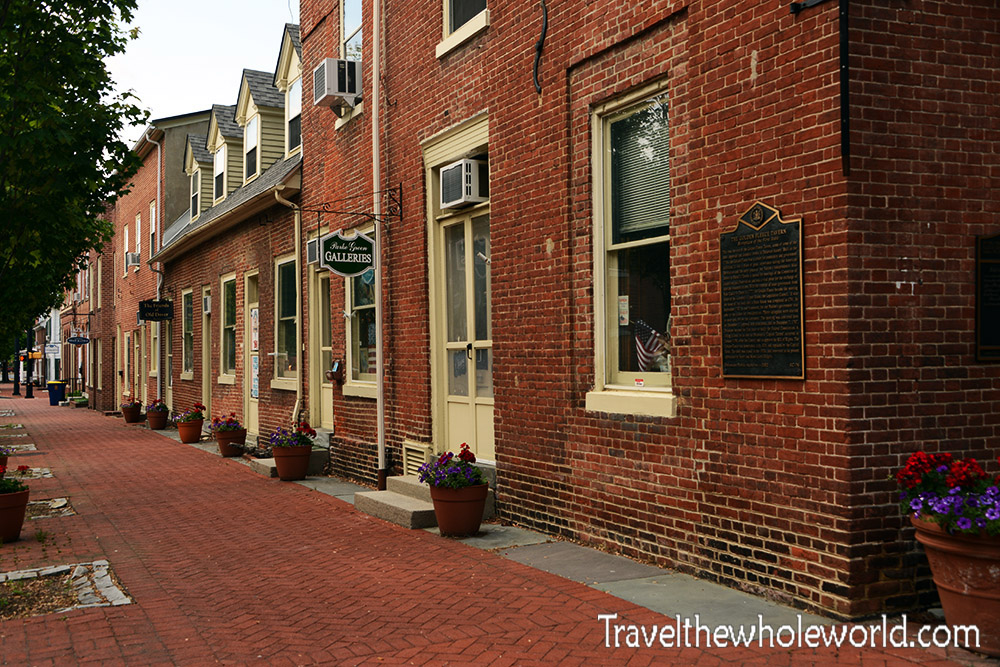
[354,490,437,529]
[386,475,431,501]
[246,448,329,478]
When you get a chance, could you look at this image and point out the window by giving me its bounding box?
[190,170,200,218]
[287,77,302,153]
[449,0,486,34]
[342,0,362,61]
[182,290,194,375]
[244,116,258,181]
[135,212,141,263]
[149,200,156,255]
[150,322,159,376]
[319,273,333,376]
[348,260,376,383]
[97,339,103,390]
[123,331,130,394]
[165,320,172,389]
[214,145,226,201]
[221,276,236,376]
[123,224,129,274]
[275,258,297,380]
[97,256,102,308]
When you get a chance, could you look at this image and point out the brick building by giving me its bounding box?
[293,0,1000,620]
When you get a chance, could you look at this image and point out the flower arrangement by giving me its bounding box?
[270,421,316,448]
[897,451,1000,535]
[120,396,141,409]
[418,444,486,489]
[172,402,207,424]
[146,398,169,413]
[0,445,13,457]
[210,413,244,432]
[0,465,30,494]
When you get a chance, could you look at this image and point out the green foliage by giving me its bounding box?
[0,0,147,334]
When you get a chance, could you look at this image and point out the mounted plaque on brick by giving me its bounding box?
[976,232,1000,362]
[720,202,804,379]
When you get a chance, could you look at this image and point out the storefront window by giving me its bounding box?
[350,267,376,381]
[275,258,297,378]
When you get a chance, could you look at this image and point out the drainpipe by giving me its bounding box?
[144,128,163,401]
[373,0,387,490]
[274,185,303,425]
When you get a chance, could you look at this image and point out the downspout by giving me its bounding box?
[144,128,163,401]
[373,0,387,489]
[274,185,303,425]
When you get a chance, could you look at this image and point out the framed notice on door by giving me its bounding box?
[250,308,259,351]
[251,355,259,399]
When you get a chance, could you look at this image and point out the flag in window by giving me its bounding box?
[634,319,667,372]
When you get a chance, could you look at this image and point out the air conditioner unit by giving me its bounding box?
[203,294,211,314]
[313,58,361,110]
[125,252,140,268]
[440,158,488,209]
[306,238,319,264]
[136,311,143,325]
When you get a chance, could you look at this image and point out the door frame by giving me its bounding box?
[201,285,212,419]
[244,272,259,436]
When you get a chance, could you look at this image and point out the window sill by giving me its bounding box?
[270,377,297,391]
[180,372,194,381]
[436,9,489,59]
[286,145,302,160]
[585,388,677,419]
[342,382,376,399]
[335,100,364,130]
[244,172,259,187]
[148,371,158,378]
[217,374,235,385]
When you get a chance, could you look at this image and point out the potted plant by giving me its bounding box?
[120,396,142,424]
[172,402,206,444]
[0,464,31,543]
[145,398,169,430]
[0,444,12,469]
[269,421,316,481]
[897,451,1000,657]
[418,443,488,537]
[211,413,246,457]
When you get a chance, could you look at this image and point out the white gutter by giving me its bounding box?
[144,128,163,401]
[373,0,387,489]
[274,186,303,426]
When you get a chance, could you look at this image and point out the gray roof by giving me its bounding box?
[157,153,302,258]
[212,104,241,139]
[274,24,301,86]
[244,69,284,109]
[187,134,211,164]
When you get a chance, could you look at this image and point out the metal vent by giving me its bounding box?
[306,238,319,264]
[402,442,432,477]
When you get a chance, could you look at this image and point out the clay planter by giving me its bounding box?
[429,484,488,537]
[0,489,30,543]
[215,429,247,457]
[272,445,311,481]
[912,515,1000,656]
[146,411,169,430]
[176,419,204,444]
[0,455,7,469]
[121,404,142,423]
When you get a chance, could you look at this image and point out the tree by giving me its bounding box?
[0,0,146,331]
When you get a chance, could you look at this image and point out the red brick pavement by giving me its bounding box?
[0,391,986,665]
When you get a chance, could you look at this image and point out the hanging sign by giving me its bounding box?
[139,299,174,321]
[319,230,375,277]
[66,336,90,345]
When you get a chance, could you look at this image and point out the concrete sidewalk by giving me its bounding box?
[0,390,990,665]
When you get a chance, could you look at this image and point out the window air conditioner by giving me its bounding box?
[313,58,361,111]
[440,158,488,209]
[125,252,140,268]
[203,294,211,314]
[306,238,319,264]
[136,311,143,325]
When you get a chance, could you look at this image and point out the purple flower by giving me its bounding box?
[909,498,923,511]
[956,517,972,531]
[986,507,1000,521]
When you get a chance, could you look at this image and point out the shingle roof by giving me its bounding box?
[244,69,284,109]
[212,104,241,139]
[287,23,301,57]
[187,134,211,164]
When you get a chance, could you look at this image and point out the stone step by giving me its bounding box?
[354,490,437,529]
[245,448,329,478]
[386,475,431,501]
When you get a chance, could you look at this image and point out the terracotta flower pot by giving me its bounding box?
[147,411,169,430]
[429,484,488,537]
[912,515,1000,657]
[0,489,30,543]
[272,445,311,481]
[215,429,247,457]
[121,404,142,423]
[176,419,204,444]
[0,455,7,469]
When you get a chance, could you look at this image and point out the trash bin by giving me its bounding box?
[47,381,66,406]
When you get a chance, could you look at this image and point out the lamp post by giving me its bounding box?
[12,333,21,396]
[24,328,34,399]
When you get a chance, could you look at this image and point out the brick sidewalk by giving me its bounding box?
[0,393,982,665]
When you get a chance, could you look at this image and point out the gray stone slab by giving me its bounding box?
[294,477,366,502]
[500,541,665,583]
[424,523,553,550]
[354,490,437,529]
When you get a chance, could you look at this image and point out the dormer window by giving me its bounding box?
[245,115,258,181]
[343,0,362,60]
[287,78,302,153]
[214,145,226,200]
[190,170,200,217]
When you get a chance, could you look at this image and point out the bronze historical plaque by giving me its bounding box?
[976,232,1000,362]
[720,202,804,378]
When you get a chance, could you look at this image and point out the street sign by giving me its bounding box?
[44,344,60,355]
[319,230,374,277]
[139,299,174,321]
[67,336,89,345]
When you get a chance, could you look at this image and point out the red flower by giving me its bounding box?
[458,443,476,463]
[16,465,29,473]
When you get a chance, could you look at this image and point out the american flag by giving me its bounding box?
[634,320,667,371]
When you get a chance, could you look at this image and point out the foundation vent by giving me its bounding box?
[402,441,432,477]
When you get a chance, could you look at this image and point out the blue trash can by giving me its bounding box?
[47,381,66,406]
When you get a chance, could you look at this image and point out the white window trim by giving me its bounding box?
[213,144,227,203]
[149,322,159,378]
[134,213,141,271]
[436,8,489,59]
[123,225,130,276]
[342,0,362,60]
[149,200,157,256]
[285,76,303,157]
[190,169,201,221]
[244,115,260,184]
[344,225,376,392]
[218,273,237,383]
[181,288,194,381]
[271,254,298,389]
[586,79,675,420]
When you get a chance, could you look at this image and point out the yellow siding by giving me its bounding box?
[226,138,244,195]
[260,110,284,172]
